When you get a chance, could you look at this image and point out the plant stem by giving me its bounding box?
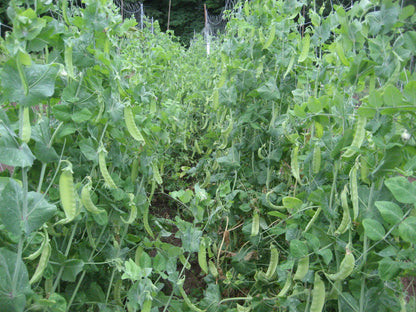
[51,222,78,293]
[359,182,375,312]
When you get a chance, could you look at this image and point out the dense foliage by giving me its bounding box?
[0,0,416,311]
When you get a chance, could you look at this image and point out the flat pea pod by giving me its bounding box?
[326,249,355,281]
[334,185,351,236]
[57,163,79,224]
[130,158,140,183]
[194,140,202,154]
[298,33,310,63]
[342,116,366,158]
[208,260,218,278]
[29,239,51,284]
[25,231,47,261]
[304,207,322,233]
[121,193,137,224]
[294,255,309,280]
[277,273,292,297]
[198,238,208,275]
[16,53,29,96]
[310,272,325,312]
[178,279,205,312]
[152,162,163,185]
[263,23,275,50]
[265,190,284,210]
[283,54,295,78]
[291,145,303,185]
[312,145,321,174]
[200,169,211,188]
[81,177,105,214]
[350,163,359,221]
[143,203,154,239]
[251,211,260,237]
[335,40,350,66]
[141,298,152,312]
[265,245,279,279]
[64,43,74,78]
[21,107,31,143]
[124,106,145,143]
[98,148,117,189]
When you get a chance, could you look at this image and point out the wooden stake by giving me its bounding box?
[167,0,172,30]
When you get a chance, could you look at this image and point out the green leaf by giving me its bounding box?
[0,179,56,238]
[362,219,385,241]
[0,248,32,312]
[282,197,303,212]
[375,201,403,224]
[382,85,403,107]
[1,61,59,107]
[378,257,400,281]
[256,78,280,101]
[0,124,35,168]
[61,259,84,282]
[72,108,93,123]
[403,81,416,104]
[289,239,308,258]
[36,293,67,312]
[384,176,416,204]
[398,216,416,244]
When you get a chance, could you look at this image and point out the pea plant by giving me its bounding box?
[0,0,415,311]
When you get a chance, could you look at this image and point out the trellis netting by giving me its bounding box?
[113,0,153,31]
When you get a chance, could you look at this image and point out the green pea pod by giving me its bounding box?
[326,249,355,281]
[334,185,351,236]
[310,272,325,312]
[265,245,279,279]
[29,239,51,284]
[294,255,309,280]
[56,163,79,224]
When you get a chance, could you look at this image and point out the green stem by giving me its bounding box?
[66,222,109,311]
[359,182,375,312]
[51,222,78,293]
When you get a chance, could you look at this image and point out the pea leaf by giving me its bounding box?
[398,216,416,244]
[375,201,403,224]
[362,219,385,241]
[289,239,308,258]
[0,248,32,312]
[1,61,59,107]
[0,124,35,168]
[384,176,416,204]
[61,259,84,282]
[378,257,400,281]
[0,179,57,239]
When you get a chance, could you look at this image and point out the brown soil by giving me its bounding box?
[402,276,416,302]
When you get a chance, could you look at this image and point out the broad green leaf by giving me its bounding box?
[0,179,57,238]
[289,239,308,258]
[35,293,67,312]
[256,78,280,101]
[384,176,416,204]
[317,248,333,265]
[175,217,202,253]
[398,216,416,244]
[375,201,403,224]
[72,108,93,123]
[403,81,416,104]
[382,85,403,107]
[1,61,59,107]
[0,124,35,168]
[61,259,84,282]
[378,257,400,281]
[0,248,32,312]
[362,219,385,241]
[282,197,303,212]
